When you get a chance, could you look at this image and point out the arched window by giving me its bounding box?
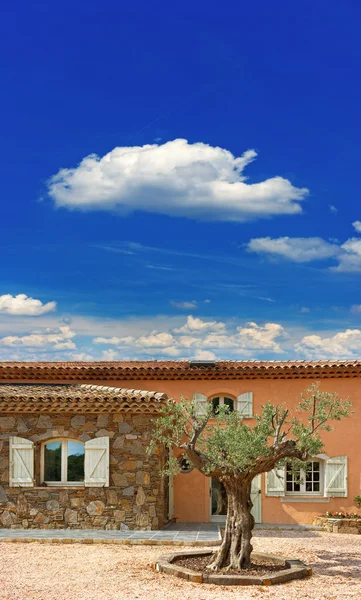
[211,396,235,414]
[41,439,85,485]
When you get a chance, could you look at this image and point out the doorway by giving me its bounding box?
[210,475,262,523]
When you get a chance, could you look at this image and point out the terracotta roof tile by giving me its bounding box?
[0,384,167,414]
[0,360,360,381]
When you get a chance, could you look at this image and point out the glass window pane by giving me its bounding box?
[294,482,300,492]
[313,462,320,472]
[67,441,85,482]
[44,441,62,481]
[224,397,234,412]
[212,397,220,414]
[306,482,312,492]
[306,471,312,481]
[314,482,320,491]
[314,472,320,481]
[286,482,293,491]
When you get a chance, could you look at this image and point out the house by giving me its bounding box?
[0,360,359,530]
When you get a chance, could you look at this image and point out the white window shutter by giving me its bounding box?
[325,456,347,497]
[237,392,253,417]
[192,392,208,416]
[84,436,109,487]
[265,466,285,496]
[9,436,34,487]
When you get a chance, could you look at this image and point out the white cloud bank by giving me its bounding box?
[93,316,284,357]
[0,294,56,316]
[295,328,361,359]
[247,234,361,272]
[0,326,76,351]
[48,139,308,222]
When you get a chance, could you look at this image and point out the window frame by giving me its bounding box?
[285,460,323,496]
[40,438,85,487]
[210,395,235,413]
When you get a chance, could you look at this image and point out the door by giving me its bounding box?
[210,475,262,523]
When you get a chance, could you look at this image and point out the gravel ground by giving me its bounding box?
[0,530,360,600]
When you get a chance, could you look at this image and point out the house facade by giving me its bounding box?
[0,360,360,529]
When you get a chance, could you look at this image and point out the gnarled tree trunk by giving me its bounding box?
[207,477,255,571]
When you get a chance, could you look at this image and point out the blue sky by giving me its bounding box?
[1,0,361,361]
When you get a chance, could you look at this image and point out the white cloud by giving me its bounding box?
[94,331,174,349]
[295,328,361,358]
[48,139,308,222]
[352,221,361,233]
[329,205,338,214]
[170,300,198,310]
[247,237,339,263]
[0,294,56,316]
[136,332,175,348]
[333,238,361,272]
[0,326,76,350]
[351,304,361,313]
[300,307,310,313]
[247,234,361,273]
[174,315,225,335]
[236,322,284,352]
[92,315,285,358]
[193,350,216,360]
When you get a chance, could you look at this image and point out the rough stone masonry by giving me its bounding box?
[0,413,167,530]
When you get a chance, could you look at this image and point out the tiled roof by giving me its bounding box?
[0,360,361,381]
[0,384,167,414]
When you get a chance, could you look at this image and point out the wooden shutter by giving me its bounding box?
[265,466,285,496]
[84,437,109,487]
[237,392,253,417]
[9,437,34,487]
[192,392,208,416]
[325,456,347,497]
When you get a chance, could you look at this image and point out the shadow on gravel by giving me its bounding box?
[309,551,361,580]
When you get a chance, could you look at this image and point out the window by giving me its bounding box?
[211,396,234,413]
[42,439,85,485]
[178,455,193,473]
[286,461,322,495]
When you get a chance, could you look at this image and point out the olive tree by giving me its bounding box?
[149,383,351,571]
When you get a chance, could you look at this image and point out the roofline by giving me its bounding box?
[1,360,361,381]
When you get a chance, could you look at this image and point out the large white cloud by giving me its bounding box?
[0,326,76,350]
[47,139,308,222]
[247,237,339,262]
[236,322,284,352]
[0,294,56,316]
[295,328,361,358]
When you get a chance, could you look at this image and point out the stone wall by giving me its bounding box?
[0,413,167,530]
[313,516,361,534]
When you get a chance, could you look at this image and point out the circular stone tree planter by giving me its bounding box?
[152,549,312,586]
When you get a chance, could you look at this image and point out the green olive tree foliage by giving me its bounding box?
[149,383,351,571]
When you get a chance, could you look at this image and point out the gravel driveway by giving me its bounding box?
[0,530,360,600]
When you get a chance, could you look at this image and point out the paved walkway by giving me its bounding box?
[0,522,321,546]
[0,522,221,545]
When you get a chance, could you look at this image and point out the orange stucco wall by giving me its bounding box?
[8,376,361,525]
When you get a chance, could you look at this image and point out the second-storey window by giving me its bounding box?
[42,439,85,485]
[286,461,321,494]
[211,396,234,413]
